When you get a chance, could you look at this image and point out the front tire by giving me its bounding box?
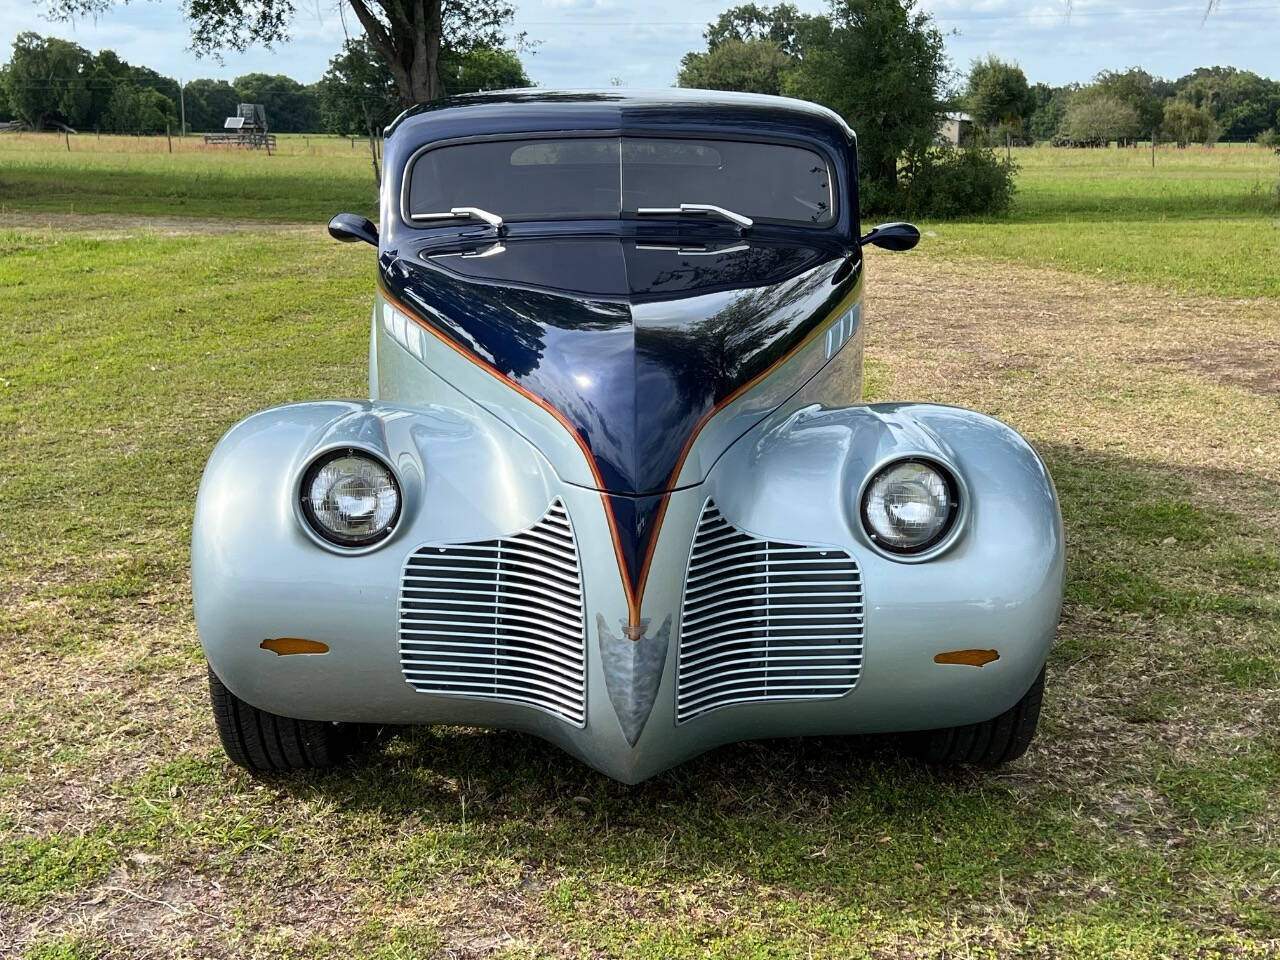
[208,668,369,773]
[908,667,1046,767]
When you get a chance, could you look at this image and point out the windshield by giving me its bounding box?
[405,136,835,227]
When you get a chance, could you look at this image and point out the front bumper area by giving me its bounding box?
[193,398,1063,784]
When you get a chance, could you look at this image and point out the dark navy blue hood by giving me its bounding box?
[380,233,859,496]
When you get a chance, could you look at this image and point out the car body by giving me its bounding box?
[193,89,1064,784]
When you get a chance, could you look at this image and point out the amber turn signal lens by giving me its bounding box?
[933,648,999,667]
[260,637,330,656]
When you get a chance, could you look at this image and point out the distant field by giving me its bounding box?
[924,143,1280,298]
[0,132,377,220]
[2,132,1278,296]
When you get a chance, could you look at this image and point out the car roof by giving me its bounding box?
[385,88,856,146]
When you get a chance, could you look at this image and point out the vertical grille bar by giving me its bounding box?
[677,501,864,722]
[398,500,587,725]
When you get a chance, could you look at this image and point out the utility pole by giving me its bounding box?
[179,79,187,137]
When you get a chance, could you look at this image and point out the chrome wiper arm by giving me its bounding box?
[410,206,504,229]
[636,203,753,231]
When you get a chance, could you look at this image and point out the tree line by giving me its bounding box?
[0,30,529,136]
[964,59,1280,148]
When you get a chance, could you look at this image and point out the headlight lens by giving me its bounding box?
[301,451,401,547]
[861,459,958,554]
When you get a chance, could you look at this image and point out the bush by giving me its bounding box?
[886,143,1017,218]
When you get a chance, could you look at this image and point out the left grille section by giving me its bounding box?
[398,500,587,725]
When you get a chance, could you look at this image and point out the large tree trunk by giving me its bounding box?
[346,0,444,107]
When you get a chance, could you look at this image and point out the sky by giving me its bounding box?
[0,0,1277,90]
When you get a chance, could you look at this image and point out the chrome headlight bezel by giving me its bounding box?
[297,446,403,552]
[857,456,965,562]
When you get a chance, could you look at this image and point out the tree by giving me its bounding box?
[703,3,810,56]
[42,0,522,108]
[785,0,948,195]
[232,73,321,132]
[1175,67,1280,141]
[319,38,399,136]
[2,32,93,130]
[319,37,530,137]
[676,38,795,96]
[966,55,1032,131]
[1093,67,1165,136]
[1060,93,1139,146]
[183,78,241,132]
[101,84,175,133]
[1162,99,1219,147]
[441,46,530,96]
[1027,83,1073,142]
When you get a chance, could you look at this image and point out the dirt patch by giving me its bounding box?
[1143,337,1280,396]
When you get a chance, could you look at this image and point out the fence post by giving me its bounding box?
[167,122,173,153]
[1151,131,1156,168]
[65,129,71,152]
[1006,129,1011,161]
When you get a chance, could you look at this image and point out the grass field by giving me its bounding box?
[0,135,1278,958]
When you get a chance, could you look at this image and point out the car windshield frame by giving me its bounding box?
[399,131,841,232]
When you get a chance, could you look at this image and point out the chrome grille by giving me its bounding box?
[398,500,586,725]
[677,501,864,722]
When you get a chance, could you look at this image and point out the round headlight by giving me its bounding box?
[301,450,401,547]
[861,459,958,555]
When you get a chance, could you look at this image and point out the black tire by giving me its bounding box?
[208,668,370,773]
[908,666,1046,768]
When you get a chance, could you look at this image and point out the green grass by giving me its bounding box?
[921,143,1280,298]
[0,132,377,220]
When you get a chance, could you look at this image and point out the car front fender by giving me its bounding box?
[701,401,1065,731]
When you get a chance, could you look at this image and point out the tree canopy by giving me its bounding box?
[676,38,794,96]
[319,36,529,137]
[965,55,1033,131]
[40,0,524,107]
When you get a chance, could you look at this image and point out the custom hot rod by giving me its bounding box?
[193,90,1064,784]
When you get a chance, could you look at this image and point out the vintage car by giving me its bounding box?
[193,90,1064,784]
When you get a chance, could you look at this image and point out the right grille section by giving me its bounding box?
[677,501,864,722]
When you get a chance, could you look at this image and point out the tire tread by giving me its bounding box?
[207,668,361,774]
[910,667,1046,769]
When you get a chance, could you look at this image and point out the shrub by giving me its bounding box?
[888,143,1017,219]
[1061,93,1139,145]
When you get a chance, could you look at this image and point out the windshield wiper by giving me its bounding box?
[636,203,753,231]
[410,206,504,230]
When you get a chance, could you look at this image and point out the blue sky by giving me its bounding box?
[1,0,1276,89]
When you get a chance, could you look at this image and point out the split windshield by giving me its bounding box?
[405,136,835,227]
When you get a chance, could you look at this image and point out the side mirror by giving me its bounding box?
[859,221,920,252]
[328,212,378,247]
